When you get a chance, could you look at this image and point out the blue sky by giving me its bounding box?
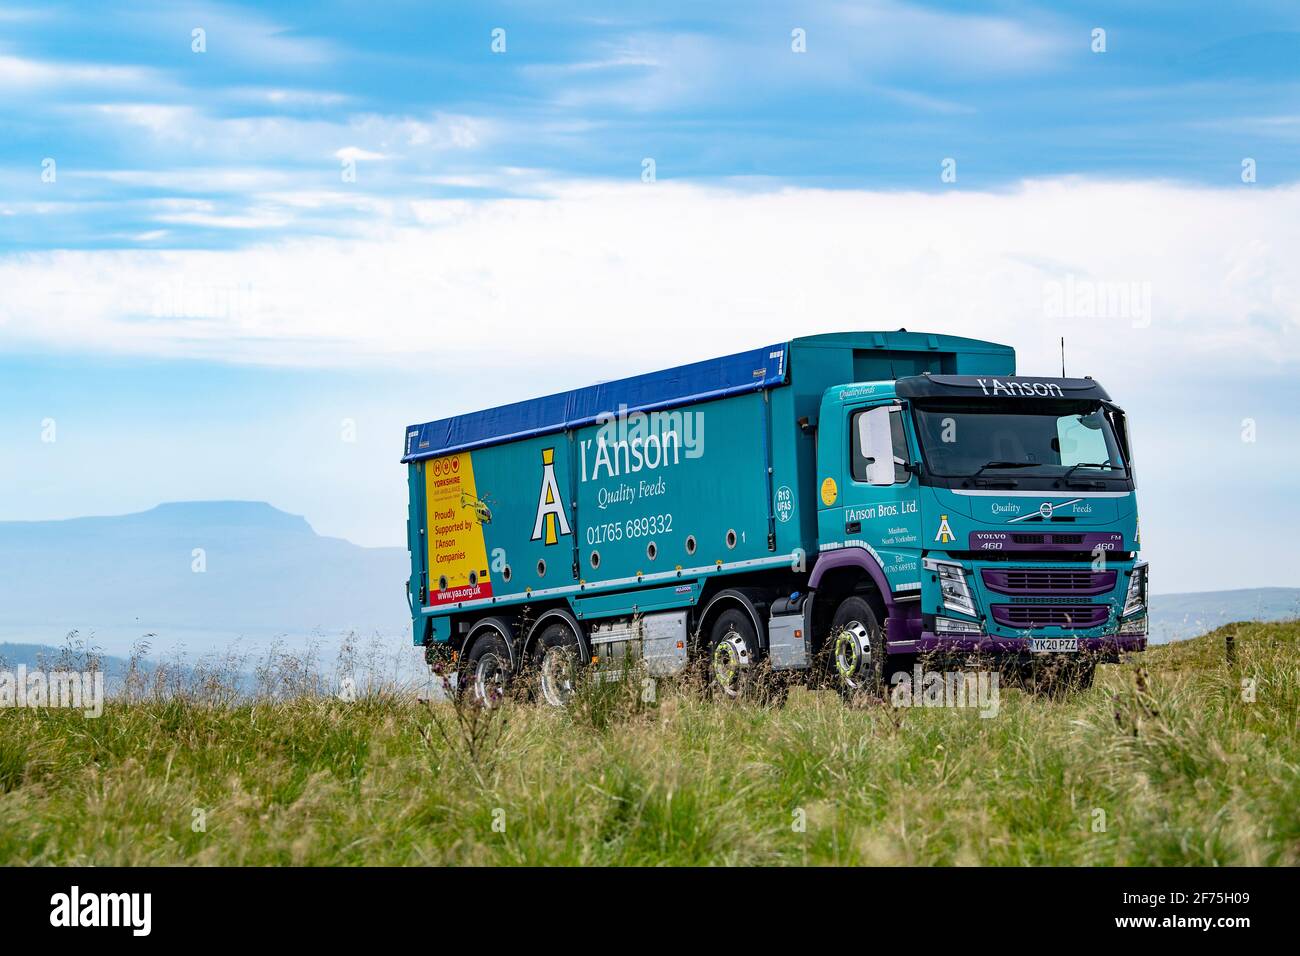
[3,0,1300,251]
[2,1,1299,591]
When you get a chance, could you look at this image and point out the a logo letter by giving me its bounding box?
[531,448,572,545]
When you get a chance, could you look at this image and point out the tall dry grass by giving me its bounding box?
[0,621,1295,865]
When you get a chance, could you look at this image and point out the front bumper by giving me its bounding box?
[888,632,1147,655]
[916,556,1149,655]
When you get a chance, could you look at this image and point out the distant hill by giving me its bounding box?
[0,501,1293,658]
[0,642,132,671]
[0,501,410,656]
[1147,587,1300,644]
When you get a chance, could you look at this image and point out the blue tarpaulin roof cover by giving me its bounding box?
[403,343,788,462]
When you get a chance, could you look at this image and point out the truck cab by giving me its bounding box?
[811,372,1147,687]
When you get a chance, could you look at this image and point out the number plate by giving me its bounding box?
[1030,637,1078,653]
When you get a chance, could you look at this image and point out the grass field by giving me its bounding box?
[1,622,1296,865]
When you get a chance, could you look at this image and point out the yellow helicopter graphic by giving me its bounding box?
[460,490,492,525]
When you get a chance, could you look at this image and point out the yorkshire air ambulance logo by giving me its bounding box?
[531,448,572,545]
[935,514,954,544]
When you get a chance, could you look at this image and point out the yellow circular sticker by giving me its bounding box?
[820,477,838,506]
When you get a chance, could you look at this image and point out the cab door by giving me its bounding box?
[815,397,849,549]
[838,403,923,589]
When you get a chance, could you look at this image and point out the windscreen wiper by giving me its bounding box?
[1061,461,1122,482]
[964,460,1038,489]
[973,460,1040,477]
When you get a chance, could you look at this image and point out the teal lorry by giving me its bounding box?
[402,330,1147,703]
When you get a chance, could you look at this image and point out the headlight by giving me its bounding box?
[1123,562,1147,617]
[925,558,976,617]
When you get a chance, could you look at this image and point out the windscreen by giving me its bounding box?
[912,400,1128,479]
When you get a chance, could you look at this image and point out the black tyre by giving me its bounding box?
[708,608,759,700]
[463,629,512,707]
[533,620,582,707]
[829,595,886,699]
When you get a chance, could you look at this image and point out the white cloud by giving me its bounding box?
[85,103,491,162]
[4,177,1296,587]
[75,166,303,192]
[1,179,1296,381]
[334,146,390,162]
[829,0,1069,75]
[527,2,1067,113]
[229,87,353,108]
[524,34,710,111]
[130,2,336,67]
[92,103,195,136]
[523,54,664,76]
[152,209,293,230]
[0,53,155,88]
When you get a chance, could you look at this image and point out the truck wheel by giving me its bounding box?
[830,596,885,698]
[708,609,759,700]
[464,630,512,707]
[534,621,582,707]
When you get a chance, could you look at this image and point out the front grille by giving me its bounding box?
[991,605,1110,629]
[982,568,1117,596]
[1010,532,1088,545]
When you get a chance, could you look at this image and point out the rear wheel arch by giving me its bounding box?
[464,616,518,672]
[693,587,769,652]
[522,607,589,663]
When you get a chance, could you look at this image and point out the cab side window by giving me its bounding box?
[850,407,912,485]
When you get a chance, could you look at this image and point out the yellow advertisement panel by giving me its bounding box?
[425,452,492,605]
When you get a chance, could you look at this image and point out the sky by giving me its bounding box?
[1,1,1299,592]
